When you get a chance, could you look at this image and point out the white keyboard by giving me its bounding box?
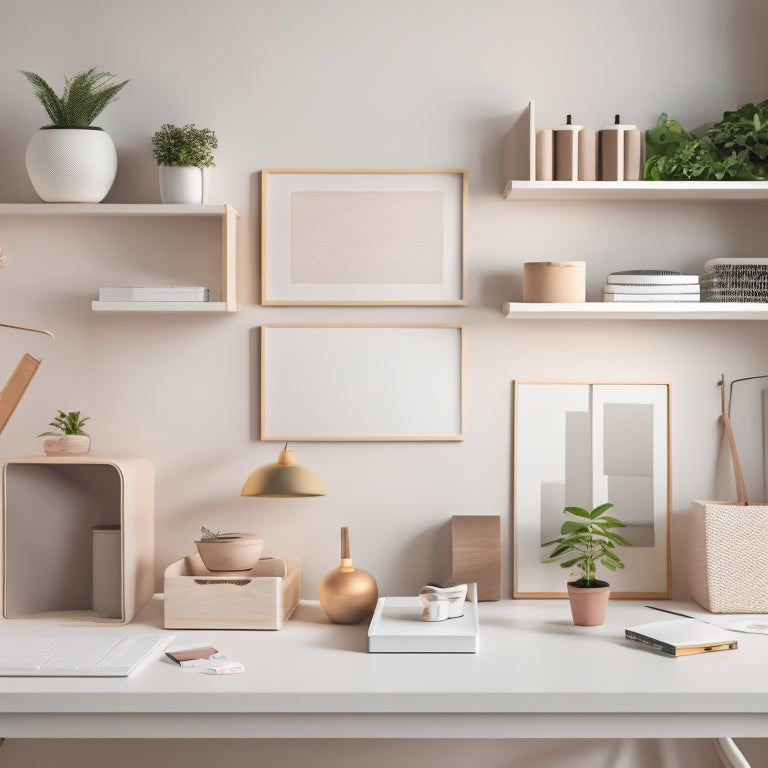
[0,631,174,676]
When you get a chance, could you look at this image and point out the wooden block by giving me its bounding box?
[451,515,501,601]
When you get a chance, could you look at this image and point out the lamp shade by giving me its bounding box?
[241,445,326,498]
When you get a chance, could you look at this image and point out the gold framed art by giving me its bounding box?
[513,380,672,599]
[260,324,464,441]
[261,169,467,305]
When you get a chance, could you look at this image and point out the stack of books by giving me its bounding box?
[701,258,768,302]
[603,270,700,302]
[98,286,210,302]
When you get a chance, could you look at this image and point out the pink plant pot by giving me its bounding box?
[567,582,610,626]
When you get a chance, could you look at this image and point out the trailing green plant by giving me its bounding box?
[541,502,631,587]
[644,100,768,181]
[151,123,218,168]
[20,68,129,128]
[37,410,90,437]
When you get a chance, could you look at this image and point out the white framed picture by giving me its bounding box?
[261,169,467,305]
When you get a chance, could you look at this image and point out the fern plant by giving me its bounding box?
[151,123,218,168]
[21,68,129,128]
[38,410,90,437]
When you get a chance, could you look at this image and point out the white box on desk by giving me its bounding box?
[163,553,300,629]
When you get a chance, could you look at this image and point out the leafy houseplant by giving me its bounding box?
[21,68,129,202]
[151,123,218,204]
[541,503,631,626]
[644,100,768,181]
[38,410,91,457]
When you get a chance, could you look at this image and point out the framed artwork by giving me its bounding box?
[260,325,464,441]
[513,381,671,598]
[261,169,467,305]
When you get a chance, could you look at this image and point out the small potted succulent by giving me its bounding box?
[38,409,91,457]
[151,123,218,204]
[541,502,631,626]
[21,68,129,202]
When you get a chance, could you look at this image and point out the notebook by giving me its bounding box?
[625,619,738,657]
[0,631,174,676]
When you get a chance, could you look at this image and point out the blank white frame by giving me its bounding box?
[261,170,467,305]
[261,325,464,441]
[513,381,671,599]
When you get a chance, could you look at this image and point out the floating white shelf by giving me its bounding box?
[501,302,768,320]
[503,180,768,202]
[92,301,231,313]
[0,203,240,312]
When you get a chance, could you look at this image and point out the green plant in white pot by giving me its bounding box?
[151,123,218,204]
[541,502,631,626]
[38,409,91,457]
[21,68,129,202]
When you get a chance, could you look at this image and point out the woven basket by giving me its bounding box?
[687,500,768,613]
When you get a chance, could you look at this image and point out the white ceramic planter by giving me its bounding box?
[159,165,209,204]
[25,127,117,203]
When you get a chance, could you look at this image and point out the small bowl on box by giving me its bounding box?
[195,532,263,572]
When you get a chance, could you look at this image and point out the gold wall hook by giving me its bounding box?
[0,322,54,339]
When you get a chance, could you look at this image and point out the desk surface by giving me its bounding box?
[1,597,767,739]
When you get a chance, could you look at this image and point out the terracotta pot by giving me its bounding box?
[43,435,91,457]
[567,582,610,626]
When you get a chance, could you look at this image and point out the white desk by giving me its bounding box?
[0,597,767,740]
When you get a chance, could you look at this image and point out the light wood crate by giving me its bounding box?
[163,553,300,629]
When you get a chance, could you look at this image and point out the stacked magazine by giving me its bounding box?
[603,270,700,302]
[98,286,210,303]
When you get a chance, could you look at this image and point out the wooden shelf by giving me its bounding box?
[503,180,768,202]
[502,302,768,320]
[0,203,240,312]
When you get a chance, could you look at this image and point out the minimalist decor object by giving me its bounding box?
[513,381,671,598]
[451,515,501,601]
[261,169,467,305]
[151,123,218,204]
[418,583,467,621]
[21,68,128,202]
[541,503,631,626]
[523,261,585,302]
[241,444,325,497]
[91,525,122,619]
[368,588,478,653]
[163,555,301,630]
[194,527,264,572]
[318,527,378,624]
[687,373,768,613]
[3,456,154,624]
[37,409,91,456]
[261,324,464,441]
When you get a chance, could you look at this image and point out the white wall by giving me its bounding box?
[1,1,768,765]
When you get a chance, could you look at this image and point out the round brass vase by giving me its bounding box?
[318,558,378,624]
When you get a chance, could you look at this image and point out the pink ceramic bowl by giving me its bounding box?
[195,533,263,572]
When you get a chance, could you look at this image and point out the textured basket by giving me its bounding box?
[687,501,768,613]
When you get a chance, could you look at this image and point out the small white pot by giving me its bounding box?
[159,165,209,204]
[26,127,117,203]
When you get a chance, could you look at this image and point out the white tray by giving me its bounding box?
[367,595,479,653]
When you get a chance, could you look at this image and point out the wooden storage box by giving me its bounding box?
[3,456,155,624]
[163,553,300,629]
[687,500,768,613]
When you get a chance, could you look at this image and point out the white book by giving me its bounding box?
[604,292,700,302]
[605,283,700,295]
[607,272,700,285]
[625,619,738,656]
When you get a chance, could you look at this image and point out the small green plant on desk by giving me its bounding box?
[38,409,90,437]
[151,123,218,168]
[542,502,631,586]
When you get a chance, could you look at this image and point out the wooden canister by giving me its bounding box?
[523,261,586,303]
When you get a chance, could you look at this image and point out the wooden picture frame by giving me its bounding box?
[513,381,671,599]
[260,325,464,441]
[261,169,467,305]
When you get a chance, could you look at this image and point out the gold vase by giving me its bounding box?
[318,526,378,624]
